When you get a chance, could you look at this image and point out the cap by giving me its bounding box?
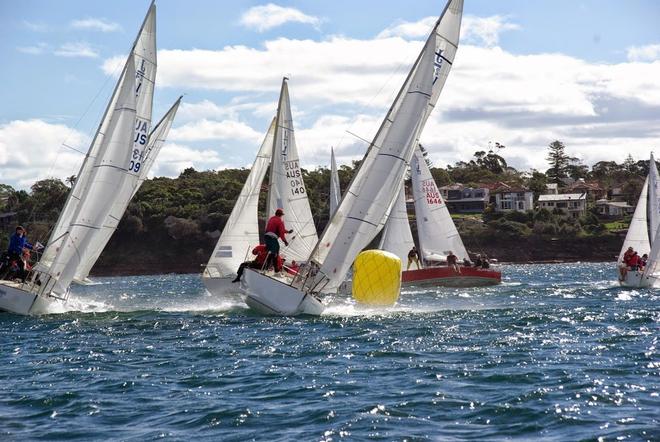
[275,208,284,216]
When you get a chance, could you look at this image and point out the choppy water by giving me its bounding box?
[0,262,658,441]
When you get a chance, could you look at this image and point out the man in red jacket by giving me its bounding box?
[232,244,269,283]
[264,208,293,272]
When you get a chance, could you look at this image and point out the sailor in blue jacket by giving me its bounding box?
[6,226,33,280]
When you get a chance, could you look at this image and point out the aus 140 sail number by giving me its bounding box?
[422,179,442,205]
[285,160,306,196]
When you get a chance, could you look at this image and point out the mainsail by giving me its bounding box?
[378,184,415,265]
[38,3,158,274]
[267,78,319,262]
[43,55,138,297]
[203,118,276,279]
[73,97,181,282]
[618,176,650,263]
[411,146,468,262]
[330,147,341,218]
[303,0,463,292]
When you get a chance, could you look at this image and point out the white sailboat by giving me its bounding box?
[0,3,170,315]
[378,184,415,267]
[242,0,464,316]
[380,147,501,286]
[202,77,318,295]
[73,97,182,284]
[619,154,658,287]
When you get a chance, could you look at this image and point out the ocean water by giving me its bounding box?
[0,262,658,441]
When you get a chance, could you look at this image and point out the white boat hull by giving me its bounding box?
[619,270,658,288]
[202,275,245,299]
[0,282,61,315]
[243,269,324,316]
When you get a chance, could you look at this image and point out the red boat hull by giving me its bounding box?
[402,266,501,287]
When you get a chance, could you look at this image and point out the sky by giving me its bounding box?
[0,0,659,189]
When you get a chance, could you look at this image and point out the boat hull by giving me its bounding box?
[619,270,657,288]
[243,269,324,316]
[202,275,245,298]
[0,282,60,315]
[402,266,501,287]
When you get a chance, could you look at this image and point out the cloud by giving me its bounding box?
[376,14,520,47]
[54,42,99,58]
[169,119,263,143]
[240,3,321,32]
[0,119,90,189]
[22,20,48,32]
[462,15,520,47]
[150,143,227,177]
[70,18,122,33]
[16,43,48,55]
[627,43,660,62]
[376,17,436,39]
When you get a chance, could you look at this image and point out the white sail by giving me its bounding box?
[330,147,341,218]
[411,146,468,262]
[648,153,660,242]
[267,78,319,263]
[203,118,275,279]
[304,0,463,292]
[73,97,181,282]
[378,184,415,265]
[618,176,650,263]
[38,3,157,273]
[42,55,138,297]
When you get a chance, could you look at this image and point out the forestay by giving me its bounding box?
[203,118,275,279]
[267,78,319,263]
[303,0,463,292]
[37,3,158,274]
[378,184,415,265]
[330,147,341,218]
[43,56,138,297]
[411,146,469,262]
[74,97,181,283]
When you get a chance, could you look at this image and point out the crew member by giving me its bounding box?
[232,244,268,283]
[7,226,33,282]
[264,209,293,272]
[446,250,460,274]
[407,246,421,270]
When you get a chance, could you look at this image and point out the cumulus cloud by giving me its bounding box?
[54,42,99,58]
[240,3,321,32]
[150,143,227,178]
[70,18,122,33]
[0,120,89,188]
[169,119,263,143]
[22,20,48,32]
[377,14,519,47]
[627,43,660,62]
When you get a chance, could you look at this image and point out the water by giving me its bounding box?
[1,262,658,441]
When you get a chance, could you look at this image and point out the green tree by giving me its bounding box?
[546,140,570,184]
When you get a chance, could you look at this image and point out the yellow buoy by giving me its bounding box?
[352,250,401,306]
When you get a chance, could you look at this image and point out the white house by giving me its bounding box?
[546,183,559,195]
[538,193,587,218]
[595,199,634,217]
[492,187,534,212]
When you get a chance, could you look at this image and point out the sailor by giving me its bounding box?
[6,226,33,282]
[446,250,460,274]
[263,208,293,272]
[473,254,483,268]
[286,259,300,276]
[481,254,490,269]
[407,246,421,270]
[232,244,268,283]
[619,246,634,281]
[462,257,471,267]
[629,251,641,271]
[641,253,648,270]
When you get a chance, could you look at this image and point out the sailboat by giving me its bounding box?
[380,147,501,287]
[241,0,464,316]
[0,2,177,315]
[618,154,659,287]
[202,78,318,295]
